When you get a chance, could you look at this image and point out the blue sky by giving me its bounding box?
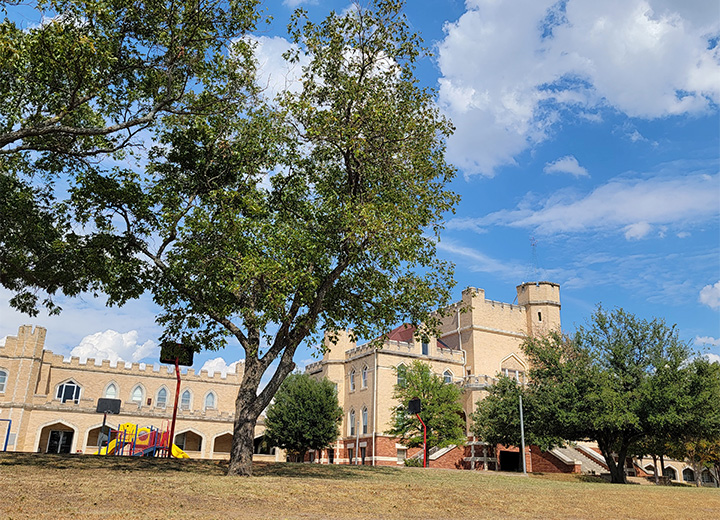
[1,0,719,375]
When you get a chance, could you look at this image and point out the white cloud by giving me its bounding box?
[624,221,652,240]
[707,353,720,364]
[201,357,242,377]
[456,173,719,238]
[437,0,720,175]
[244,35,309,101]
[69,330,158,365]
[676,231,690,238]
[699,281,720,309]
[544,155,589,177]
[0,336,5,347]
[696,336,720,347]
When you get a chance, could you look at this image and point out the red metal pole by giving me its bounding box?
[416,413,427,468]
[167,357,181,458]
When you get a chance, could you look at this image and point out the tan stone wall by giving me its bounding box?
[0,325,284,461]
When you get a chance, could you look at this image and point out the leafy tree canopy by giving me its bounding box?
[386,360,466,465]
[10,0,457,476]
[0,0,260,314]
[264,373,343,462]
[509,307,720,484]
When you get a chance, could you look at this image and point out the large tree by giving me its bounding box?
[385,361,466,466]
[264,373,343,462]
[68,0,457,476]
[0,0,260,314]
[517,307,720,484]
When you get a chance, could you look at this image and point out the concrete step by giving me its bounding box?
[553,445,606,475]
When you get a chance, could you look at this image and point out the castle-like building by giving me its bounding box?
[0,325,280,461]
[306,282,562,469]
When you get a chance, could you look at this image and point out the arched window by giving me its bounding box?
[361,366,368,388]
[180,390,191,410]
[663,467,677,480]
[0,369,7,393]
[350,369,356,392]
[349,410,356,436]
[156,387,168,408]
[205,392,216,410]
[104,383,117,399]
[683,468,695,482]
[362,407,368,434]
[131,385,144,403]
[396,364,406,387]
[56,380,81,404]
[443,370,453,384]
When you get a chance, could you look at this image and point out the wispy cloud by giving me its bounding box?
[450,173,719,239]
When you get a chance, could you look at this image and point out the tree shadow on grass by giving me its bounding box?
[0,453,404,480]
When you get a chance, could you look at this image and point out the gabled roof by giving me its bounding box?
[386,324,416,343]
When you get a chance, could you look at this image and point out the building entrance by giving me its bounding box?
[499,450,521,472]
[47,430,74,454]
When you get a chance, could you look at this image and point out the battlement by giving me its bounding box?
[5,326,243,383]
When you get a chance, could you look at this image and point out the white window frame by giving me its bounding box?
[104,382,118,399]
[443,370,453,384]
[361,366,368,388]
[156,387,168,408]
[131,385,144,404]
[350,369,356,392]
[0,369,7,393]
[204,391,216,410]
[362,407,368,434]
[56,380,81,404]
[396,364,406,386]
[180,389,192,411]
[349,410,356,436]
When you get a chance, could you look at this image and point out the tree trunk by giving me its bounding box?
[227,409,258,476]
[651,454,659,484]
[660,454,666,479]
[598,440,626,484]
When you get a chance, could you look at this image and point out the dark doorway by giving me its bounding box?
[328,449,334,464]
[47,430,74,454]
[499,450,521,472]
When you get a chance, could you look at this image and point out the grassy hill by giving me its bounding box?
[1,453,717,519]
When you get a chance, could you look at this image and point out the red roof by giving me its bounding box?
[386,324,416,343]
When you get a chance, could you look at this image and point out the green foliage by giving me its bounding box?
[470,376,562,450]
[0,0,260,314]
[386,361,466,462]
[511,307,720,484]
[9,0,457,476]
[403,457,422,467]
[264,373,343,461]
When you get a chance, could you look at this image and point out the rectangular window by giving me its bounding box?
[397,448,407,463]
[422,342,429,356]
[348,448,354,464]
[0,370,7,393]
[360,447,366,465]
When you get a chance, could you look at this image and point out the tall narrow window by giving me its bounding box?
[362,407,368,434]
[349,410,356,436]
[422,341,429,356]
[0,369,7,393]
[180,390,191,410]
[157,387,168,408]
[205,392,216,410]
[350,369,356,391]
[131,385,143,403]
[104,383,117,399]
[396,364,406,387]
[361,366,368,388]
[56,380,81,403]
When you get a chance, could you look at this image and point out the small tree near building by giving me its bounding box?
[264,373,343,462]
[385,361,466,466]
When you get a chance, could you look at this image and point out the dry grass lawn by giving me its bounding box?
[1,453,718,519]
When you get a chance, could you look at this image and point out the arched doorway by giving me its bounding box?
[213,433,232,458]
[175,430,203,455]
[38,422,76,454]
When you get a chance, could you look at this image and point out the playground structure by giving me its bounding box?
[95,422,189,458]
